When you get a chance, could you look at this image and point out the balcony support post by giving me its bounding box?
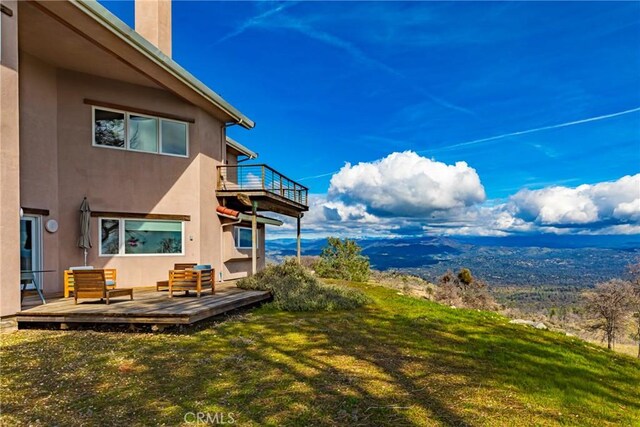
[251,200,258,275]
[296,213,303,263]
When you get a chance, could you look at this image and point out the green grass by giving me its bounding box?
[2,281,639,426]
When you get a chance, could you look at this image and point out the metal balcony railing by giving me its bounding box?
[217,164,309,207]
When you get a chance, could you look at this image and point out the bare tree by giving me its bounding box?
[583,279,635,350]
[627,259,640,358]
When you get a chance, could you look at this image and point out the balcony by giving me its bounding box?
[217,164,309,217]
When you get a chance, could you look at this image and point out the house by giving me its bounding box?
[0,0,308,318]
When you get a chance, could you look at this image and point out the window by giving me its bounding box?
[92,107,188,157]
[99,218,184,256]
[100,219,120,255]
[94,108,125,148]
[128,115,158,153]
[234,227,254,249]
[161,120,188,156]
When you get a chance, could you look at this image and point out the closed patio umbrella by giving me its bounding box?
[78,197,92,266]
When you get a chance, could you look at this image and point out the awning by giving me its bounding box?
[216,206,283,226]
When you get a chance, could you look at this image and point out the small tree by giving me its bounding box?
[435,268,496,310]
[627,260,640,358]
[314,237,370,282]
[583,279,635,350]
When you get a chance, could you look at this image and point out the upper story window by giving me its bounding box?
[93,107,188,157]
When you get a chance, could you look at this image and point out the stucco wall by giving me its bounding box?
[17,64,230,296]
[0,1,22,317]
[222,223,266,280]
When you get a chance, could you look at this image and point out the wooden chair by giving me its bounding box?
[73,269,133,305]
[64,268,117,298]
[156,263,197,291]
[168,268,214,298]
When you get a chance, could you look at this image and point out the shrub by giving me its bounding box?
[435,269,497,310]
[370,270,436,300]
[237,259,370,311]
[314,237,370,282]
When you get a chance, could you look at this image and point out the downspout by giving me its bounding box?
[219,215,242,282]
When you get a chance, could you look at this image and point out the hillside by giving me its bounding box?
[2,281,639,426]
[267,236,640,287]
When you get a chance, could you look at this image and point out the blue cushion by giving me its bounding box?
[105,280,115,286]
[193,264,212,270]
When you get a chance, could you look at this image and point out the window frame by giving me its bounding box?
[127,112,159,154]
[234,226,255,250]
[92,106,127,151]
[159,118,190,158]
[91,106,189,158]
[98,217,185,257]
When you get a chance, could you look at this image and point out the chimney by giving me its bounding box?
[135,0,172,57]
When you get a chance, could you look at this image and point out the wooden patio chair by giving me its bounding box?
[156,263,197,291]
[168,268,214,298]
[73,269,133,305]
[64,267,117,297]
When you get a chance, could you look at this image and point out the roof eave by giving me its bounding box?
[226,136,258,159]
[71,0,255,129]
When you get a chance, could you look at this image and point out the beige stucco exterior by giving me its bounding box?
[1,1,22,317]
[0,1,278,317]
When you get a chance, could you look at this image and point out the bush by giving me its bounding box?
[237,259,370,311]
[435,269,496,310]
[370,270,436,300]
[314,237,370,282]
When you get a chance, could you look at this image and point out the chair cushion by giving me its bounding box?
[193,264,212,270]
[70,266,94,270]
[105,280,115,286]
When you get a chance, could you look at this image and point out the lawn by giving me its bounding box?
[1,281,639,426]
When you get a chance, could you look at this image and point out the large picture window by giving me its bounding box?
[234,227,254,249]
[92,107,188,157]
[99,218,184,256]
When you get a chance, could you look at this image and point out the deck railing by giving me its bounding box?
[217,164,309,207]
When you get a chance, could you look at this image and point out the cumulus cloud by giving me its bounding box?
[270,154,639,239]
[510,174,640,226]
[328,151,486,217]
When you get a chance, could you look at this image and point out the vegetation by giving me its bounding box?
[582,279,635,350]
[370,270,435,300]
[435,268,497,310]
[2,281,639,426]
[314,237,370,282]
[237,259,369,311]
[628,260,640,358]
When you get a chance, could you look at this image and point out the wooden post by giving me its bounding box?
[252,201,258,275]
[296,214,302,263]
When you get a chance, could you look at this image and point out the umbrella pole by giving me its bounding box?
[84,249,88,266]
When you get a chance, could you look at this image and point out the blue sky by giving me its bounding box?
[100,1,640,237]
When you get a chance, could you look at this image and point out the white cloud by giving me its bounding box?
[328,151,485,217]
[510,174,640,226]
[269,160,639,239]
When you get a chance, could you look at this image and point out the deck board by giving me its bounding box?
[16,283,270,325]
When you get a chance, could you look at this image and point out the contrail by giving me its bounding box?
[299,107,640,182]
[298,170,339,181]
[217,2,296,43]
[422,106,640,153]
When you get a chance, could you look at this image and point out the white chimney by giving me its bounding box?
[135,0,172,57]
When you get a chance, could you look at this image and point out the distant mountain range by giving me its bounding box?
[266,234,640,287]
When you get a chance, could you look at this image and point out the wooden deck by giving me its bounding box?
[16,282,270,326]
